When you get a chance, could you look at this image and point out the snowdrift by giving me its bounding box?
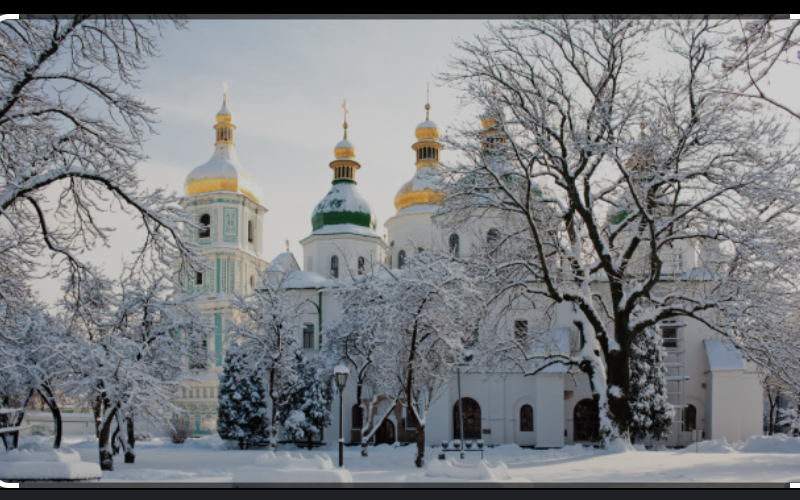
[232,451,353,485]
[404,457,528,483]
[0,443,101,481]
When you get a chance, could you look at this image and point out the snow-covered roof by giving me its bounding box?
[335,138,355,150]
[704,339,746,372]
[267,252,300,273]
[283,270,334,290]
[416,120,438,130]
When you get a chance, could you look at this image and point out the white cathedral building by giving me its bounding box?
[174,95,764,448]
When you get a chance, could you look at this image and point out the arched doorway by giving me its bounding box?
[375,418,395,445]
[453,398,482,440]
[573,398,600,442]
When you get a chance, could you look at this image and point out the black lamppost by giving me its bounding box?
[334,364,349,468]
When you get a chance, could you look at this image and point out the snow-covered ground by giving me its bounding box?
[6,434,800,485]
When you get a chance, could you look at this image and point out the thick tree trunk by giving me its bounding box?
[414,424,425,468]
[93,397,102,438]
[125,416,136,463]
[604,347,631,443]
[38,386,62,449]
[98,407,118,471]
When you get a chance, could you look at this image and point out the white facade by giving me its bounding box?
[172,98,764,447]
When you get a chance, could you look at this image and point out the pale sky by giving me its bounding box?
[29,18,800,305]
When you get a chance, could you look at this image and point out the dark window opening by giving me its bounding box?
[449,233,460,258]
[398,250,406,269]
[358,256,365,275]
[303,324,314,349]
[199,214,211,238]
[520,404,534,432]
[330,255,339,278]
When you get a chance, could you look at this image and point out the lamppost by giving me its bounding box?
[334,364,350,468]
[456,354,473,460]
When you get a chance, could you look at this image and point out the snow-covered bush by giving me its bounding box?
[170,418,192,444]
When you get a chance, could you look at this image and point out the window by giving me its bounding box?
[248,220,254,243]
[199,214,211,238]
[330,255,339,278]
[303,324,314,349]
[196,272,203,286]
[487,229,500,245]
[449,233,460,257]
[683,404,697,432]
[352,404,364,430]
[398,250,406,269]
[358,256,365,275]
[661,326,678,348]
[514,320,528,341]
[520,404,534,432]
[417,247,424,254]
[250,275,256,288]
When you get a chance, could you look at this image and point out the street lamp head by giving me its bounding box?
[334,364,350,391]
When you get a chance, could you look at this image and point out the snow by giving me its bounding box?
[333,364,350,375]
[704,339,747,371]
[394,204,439,218]
[0,443,101,481]
[282,270,334,290]
[313,182,374,217]
[416,120,438,131]
[404,457,524,483]
[232,452,353,484]
[310,223,380,238]
[184,143,264,203]
[9,434,800,485]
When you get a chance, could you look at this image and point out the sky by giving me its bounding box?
[28,18,800,304]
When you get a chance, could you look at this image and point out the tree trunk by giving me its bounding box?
[10,389,34,450]
[111,424,121,455]
[125,416,136,463]
[603,334,632,443]
[98,407,117,471]
[93,397,103,438]
[39,386,62,449]
[415,423,425,468]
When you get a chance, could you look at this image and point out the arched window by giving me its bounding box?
[330,255,339,278]
[199,214,211,238]
[247,220,254,243]
[520,404,534,432]
[453,398,482,440]
[487,229,500,245]
[573,399,600,442]
[303,324,314,349]
[449,233,460,257]
[358,256,365,275]
[196,272,203,286]
[398,250,406,269]
[683,404,697,432]
[250,275,255,288]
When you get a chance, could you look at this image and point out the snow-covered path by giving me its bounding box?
[13,435,800,485]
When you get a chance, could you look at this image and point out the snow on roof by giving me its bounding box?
[704,339,746,372]
[416,120,438,130]
[313,182,375,217]
[283,270,334,290]
[335,138,355,150]
[311,223,381,239]
[267,252,300,273]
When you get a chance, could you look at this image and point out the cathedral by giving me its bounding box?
[175,94,764,448]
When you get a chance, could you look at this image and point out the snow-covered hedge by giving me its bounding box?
[0,443,101,481]
[232,451,353,485]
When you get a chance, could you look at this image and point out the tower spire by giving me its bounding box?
[426,83,430,120]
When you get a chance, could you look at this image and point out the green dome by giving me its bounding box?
[311,180,377,233]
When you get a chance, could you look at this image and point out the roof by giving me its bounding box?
[704,339,746,372]
[283,270,334,290]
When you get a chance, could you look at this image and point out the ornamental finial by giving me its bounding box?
[342,99,348,139]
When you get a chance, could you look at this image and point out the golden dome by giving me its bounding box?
[334,138,356,160]
[394,182,443,213]
[184,95,263,204]
[481,114,497,130]
[415,120,440,141]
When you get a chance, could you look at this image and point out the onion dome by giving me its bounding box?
[184,94,264,203]
[394,97,444,215]
[310,101,379,237]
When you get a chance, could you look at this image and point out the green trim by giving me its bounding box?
[312,210,375,230]
[216,259,220,293]
[332,179,356,185]
[215,313,223,367]
[610,209,630,226]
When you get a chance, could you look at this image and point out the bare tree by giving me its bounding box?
[440,16,800,443]
[0,15,203,302]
